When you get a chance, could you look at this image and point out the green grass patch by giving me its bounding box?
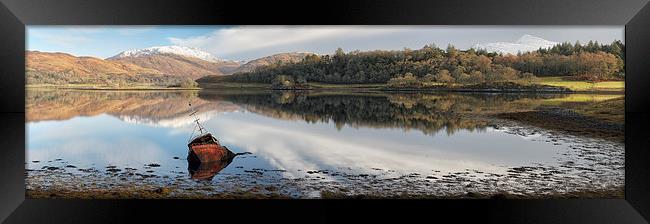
[537,77,624,92]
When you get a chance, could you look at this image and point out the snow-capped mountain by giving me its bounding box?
[471,34,558,55]
[110,45,224,62]
[107,45,242,79]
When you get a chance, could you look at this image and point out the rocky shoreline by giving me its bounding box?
[26,116,624,199]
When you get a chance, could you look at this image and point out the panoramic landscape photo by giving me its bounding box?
[25,26,624,199]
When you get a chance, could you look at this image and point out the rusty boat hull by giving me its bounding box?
[188,143,231,163]
[187,133,234,163]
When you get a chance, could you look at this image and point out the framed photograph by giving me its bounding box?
[1,0,649,223]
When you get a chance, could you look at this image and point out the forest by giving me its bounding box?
[204,40,624,88]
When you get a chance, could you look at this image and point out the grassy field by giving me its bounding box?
[537,77,624,92]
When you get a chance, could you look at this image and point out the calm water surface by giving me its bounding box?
[25,89,624,198]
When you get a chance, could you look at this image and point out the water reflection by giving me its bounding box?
[187,150,236,181]
[25,90,623,172]
[28,89,611,136]
[26,89,239,124]
[200,91,570,135]
[26,89,624,197]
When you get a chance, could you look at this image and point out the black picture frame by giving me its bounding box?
[1,0,649,223]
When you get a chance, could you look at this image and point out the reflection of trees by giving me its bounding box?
[28,89,569,136]
[26,89,237,122]
[203,91,564,136]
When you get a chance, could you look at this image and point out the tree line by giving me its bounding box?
[209,40,624,85]
[495,40,624,80]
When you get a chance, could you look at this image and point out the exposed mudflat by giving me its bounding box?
[497,107,624,143]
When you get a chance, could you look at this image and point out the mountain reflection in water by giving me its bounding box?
[27,89,591,136]
[26,89,624,198]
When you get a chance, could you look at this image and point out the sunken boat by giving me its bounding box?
[186,102,234,163]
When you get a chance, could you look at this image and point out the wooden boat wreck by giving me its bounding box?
[186,103,234,163]
[187,133,233,163]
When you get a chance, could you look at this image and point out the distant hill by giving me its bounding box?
[26,51,187,86]
[28,48,316,86]
[197,52,314,84]
[107,46,241,79]
[27,51,162,77]
[233,52,314,74]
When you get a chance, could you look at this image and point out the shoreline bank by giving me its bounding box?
[27,86,201,91]
[197,81,624,94]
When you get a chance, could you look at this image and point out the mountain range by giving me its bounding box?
[27,51,163,77]
[26,46,313,86]
[26,35,557,86]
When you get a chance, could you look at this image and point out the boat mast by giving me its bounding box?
[188,102,207,137]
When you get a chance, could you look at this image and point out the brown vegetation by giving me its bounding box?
[107,53,240,79]
[27,51,162,77]
[201,41,624,87]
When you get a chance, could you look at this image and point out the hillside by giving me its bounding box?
[27,51,162,77]
[233,52,315,73]
[26,51,188,87]
[108,53,240,79]
[107,46,241,79]
[197,52,314,84]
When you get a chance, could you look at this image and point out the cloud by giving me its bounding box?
[204,113,523,179]
[167,26,405,58]
[28,138,168,167]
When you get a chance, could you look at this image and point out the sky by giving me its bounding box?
[27,26,624,62]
